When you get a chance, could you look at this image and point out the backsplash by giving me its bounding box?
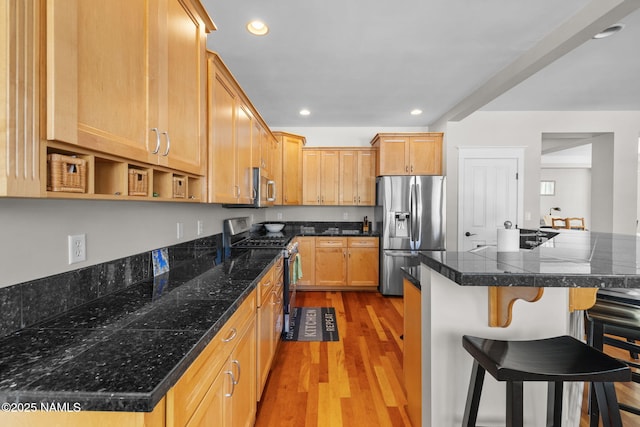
[0,234,221,338]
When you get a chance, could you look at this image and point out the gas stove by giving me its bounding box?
[232,235,288,249]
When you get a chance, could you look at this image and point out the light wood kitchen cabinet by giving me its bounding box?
[347,237,379,286]
[404,278,422,427]
[208,54,254,204]
[167,290,256,427]
[339,149,377,206]
[370,132,443,176]
[293,237,316,287]
[0,0,41,198]
[302,149,340,205]
[315,237,348,287]
[46,0,213,176]
[257,262,283,401]
[273,132,305,205]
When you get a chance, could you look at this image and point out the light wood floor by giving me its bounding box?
[255,291,639,427]
[255,291,411,427]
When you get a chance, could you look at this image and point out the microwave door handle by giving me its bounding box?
[267,180,276,202]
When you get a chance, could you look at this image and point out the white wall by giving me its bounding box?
[265,205,374,223]
[540,168,591,227]
[444,111,640,249]
[0,199,266,288]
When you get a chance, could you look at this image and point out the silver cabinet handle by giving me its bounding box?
[162,131,170,156]
[224,370,235,397]
[222,328,237,342]
[231,359,241,384]
[150,128,160,154]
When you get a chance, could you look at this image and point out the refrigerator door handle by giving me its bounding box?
[414,181,422,246]
[409,180,415,243]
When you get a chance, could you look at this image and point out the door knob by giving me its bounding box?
[465,232,476,237]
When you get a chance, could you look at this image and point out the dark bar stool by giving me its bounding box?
[462,335,631,427]
[586,289,640,426]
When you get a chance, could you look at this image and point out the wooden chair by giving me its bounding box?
[566,217,586,230]
[551,218,567,229]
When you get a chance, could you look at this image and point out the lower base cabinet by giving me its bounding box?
[167,290,257,427]
[403,279,421,427]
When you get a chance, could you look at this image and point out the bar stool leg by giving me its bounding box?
[589,321,605,427]
[546,381,563,427]
[462,360,485,427]
[506,381,524,427]
[593,382,624,427]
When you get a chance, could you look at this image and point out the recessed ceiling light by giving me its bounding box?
[593,23,625,39]
[299,109,311,116]
[410,109,423,116]
[247,20,269,36]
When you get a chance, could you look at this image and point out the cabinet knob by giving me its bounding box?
[405,165,409,173]
[410,165,413,173]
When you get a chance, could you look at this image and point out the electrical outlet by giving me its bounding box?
[68,234,86,264]
[177,222,184,239]
[343,212,349,220]
[277,212,283,220]
[197,220,204,236]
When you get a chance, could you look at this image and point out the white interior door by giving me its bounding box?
[460,157,519,250]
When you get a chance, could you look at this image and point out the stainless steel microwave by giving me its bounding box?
[224,168,275,208]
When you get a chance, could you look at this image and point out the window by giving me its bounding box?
[540,180,555,196]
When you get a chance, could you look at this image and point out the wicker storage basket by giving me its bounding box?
[173,176,186,198]
[128,169,148,196]
[47,154,87,193]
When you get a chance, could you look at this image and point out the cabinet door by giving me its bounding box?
[186,369,229,427]
[339,151,357,205]
[294,237,316,286]
[315,244,347,286]
[161,0,206,175]
[47,0,152,162]
[409,135,442,175]
[271,135,283,204]
[208,65,238,203]
[347,247,379,286]
[404,279,422,427]
[356,150,377,206]
[302,150,321,205]
[236,103,253,204]
[282,135,303,205]
[378,136,408,175]
[319,150,340,205]
[230,316,257,427]
[256,295,274,400]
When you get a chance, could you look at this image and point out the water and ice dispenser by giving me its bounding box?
[391,212,410,238]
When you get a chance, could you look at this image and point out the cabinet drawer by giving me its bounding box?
[347,237,379,248]
[258,267,274,308]
[168,290,256,427]
[316,237,347,248]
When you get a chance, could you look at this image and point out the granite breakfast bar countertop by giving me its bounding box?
[0,249,282,412]
[418,230,640,288]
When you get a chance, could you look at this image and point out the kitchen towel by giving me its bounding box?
[292,253,303,284]
[497,228,519,252]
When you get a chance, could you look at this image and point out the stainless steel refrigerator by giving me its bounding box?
[375,176,446,295]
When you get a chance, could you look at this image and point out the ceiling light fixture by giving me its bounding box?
[299,109,310,116]
[410,109,423,116]
[593,23,625,39]
[246,20,269,36]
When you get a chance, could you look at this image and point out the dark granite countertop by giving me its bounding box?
[401,266,421,290]
[255,221,380,238]
[420,230,640,288]
[0,249,282,412]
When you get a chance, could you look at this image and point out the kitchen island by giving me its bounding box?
[406,230,640,427]
[0,248,281,425]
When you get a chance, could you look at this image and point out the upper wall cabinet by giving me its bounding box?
[0,0,42,197]
[339,149,376,206]
[46,0,215,176]
[272,132,305,205]
[371,133,443,176]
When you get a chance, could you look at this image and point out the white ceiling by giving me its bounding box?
[201,0,640,128]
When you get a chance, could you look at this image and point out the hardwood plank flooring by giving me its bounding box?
[255,291,411,427]
[256,291,640,426]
